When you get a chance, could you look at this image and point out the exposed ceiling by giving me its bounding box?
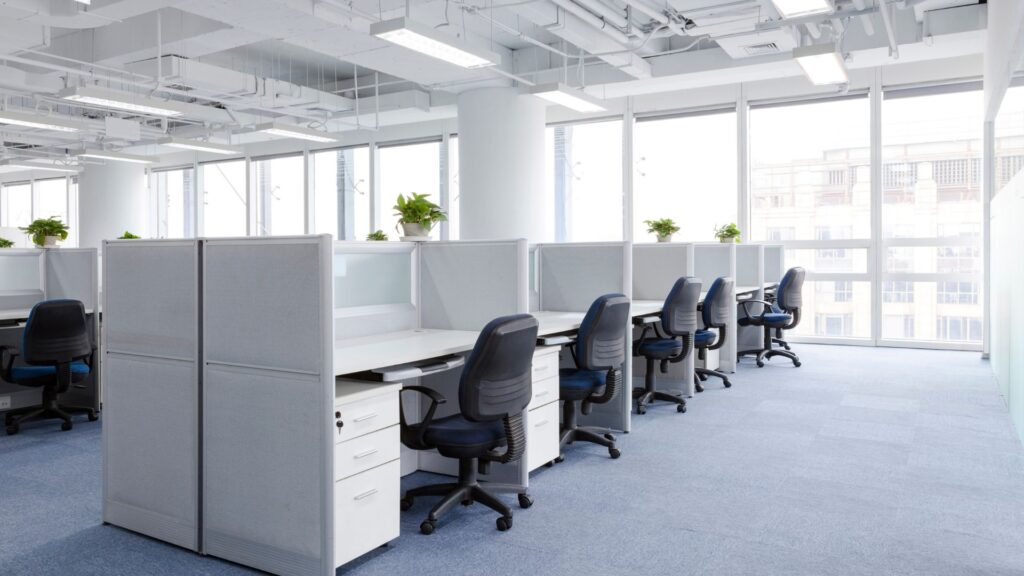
[0,0,987,172]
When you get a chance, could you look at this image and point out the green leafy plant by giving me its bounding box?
[366,230,388,241]
[118,231,141,240]
[644,218,680,238]
[20,217,69,247]
[393,193,446,232]
[714,223,742,243]
[0,237,14,248]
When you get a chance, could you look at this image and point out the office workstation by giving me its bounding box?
[2,1,1024,575]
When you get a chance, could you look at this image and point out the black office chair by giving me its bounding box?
[739,267,806,368]
[557,294,631,461]
[1,300,97,435]
[399,314,539,535]
[694,277,734,392]
[633,277,702,414]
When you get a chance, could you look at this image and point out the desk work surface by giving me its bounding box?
[334,329,480,376]
[0,308,95,322]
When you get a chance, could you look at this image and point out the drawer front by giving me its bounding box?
[335,425,400,481]
[528,375,559,411]
[334,460,400,568]
[526,401,561,471]
[336,392,399,443]
[531,348,560,383]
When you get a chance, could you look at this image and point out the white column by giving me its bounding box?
[78,162,148,248]
[457,88,549,242]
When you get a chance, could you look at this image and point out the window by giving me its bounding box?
[817,281,852,303]
[883,281,914,303]
[550,119,623,242]
[150,168,194,239]
[311,147,370,240]
[633,111,736,242]
[1,182,32,228]
[883,315,915,339]
[33,178,68,224]
[936,316,982,342]
[378,140,442,240]
[937,281,979,305]
[765,227,795,241]
[253,154,304,236]
[201,160,247,237]
[448,136,460,240]
[882,162,916,203]
[814,226,852,271]
[815,314,854,337]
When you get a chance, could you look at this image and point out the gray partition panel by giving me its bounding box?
[632,244,691,301]
[419,241,526,330]
[102,240,199,551]
[735,245,762,288]
[764,245,785,282]
[538,243,628,312]
[45,248,97,310]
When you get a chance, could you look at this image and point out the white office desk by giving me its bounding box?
[0,307,95,322]
[334,329,480,376]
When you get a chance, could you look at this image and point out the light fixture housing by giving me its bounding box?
[0,160,81,173]
[0,110,85,133]
[59,86,186,117]
[529,83,606,113]
[771,0,833,18]
[159,137,241,155]
[793,42,849,85]
[371,17,500,69]
[76,150,155,165]
[254,122,337,143]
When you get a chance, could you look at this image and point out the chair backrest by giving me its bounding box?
[459,314,539,423]
[661,277,702,337]
[702,277,734,329]
[576,294,631,371]
[22,299,91,366]
[775,267,806,313]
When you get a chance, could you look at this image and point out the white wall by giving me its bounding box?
[77,162,148,249]
[984,0,1024,120]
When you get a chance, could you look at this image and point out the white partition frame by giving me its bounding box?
[535,242,633,432]
[102,240,200,551]
[692,243,738,372]
[333,241,418,339]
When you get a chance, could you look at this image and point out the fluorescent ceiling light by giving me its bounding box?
[77,150,155,164]
[371,17,500,69]
[255,122,336,143]
[73,0,91,4]
[0,110,85,133]
[0,160,80,173]
[793,43,848,85]
[159,137,241,155]
[59,86,185,117]
[529,83,606,113]
[771,0,833,18]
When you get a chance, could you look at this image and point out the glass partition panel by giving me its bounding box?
[333,251,413,308]
[0,254,42,291]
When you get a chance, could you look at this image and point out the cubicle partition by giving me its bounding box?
[334,242,417,339]
[533,242,633,432]
[692,243,738,372]
[763,244,785,282]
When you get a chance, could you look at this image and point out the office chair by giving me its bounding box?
[557,294,631,461]
[399,314,538,535]
[739,267,806,368]
[693,277,734,392]
[633,277,702,415]
[1,300,98,435]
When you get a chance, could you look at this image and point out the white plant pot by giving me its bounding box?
[401,222,430,239]
[41,236,60,248]
[656,234,672,243]
[719,237,736,244]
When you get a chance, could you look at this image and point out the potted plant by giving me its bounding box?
[393,193,446,239]
[0,237,13,248]
[644,218,680,243]
[714,223,741,244]
[118,231,141,239]
[21,217,69,248]
[366,230,388,241]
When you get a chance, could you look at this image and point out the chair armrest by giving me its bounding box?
[632,315,659,326]
[0,346,17,381]
[739,299,774,321]
[398,386,447,449]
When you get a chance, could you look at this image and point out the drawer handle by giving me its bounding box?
[533,364,549,372]
[535,390,549,398]
[354,448,379,459]
[533,419,549,427]
[354,488,379,501]
[353,412,378,423]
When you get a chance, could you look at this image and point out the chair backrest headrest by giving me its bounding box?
[576,294,631,371]
[702,277,734,329]
[459,314,539,422]
[661,277,701,336]
[776,267,805,312]
[22,299,91,365]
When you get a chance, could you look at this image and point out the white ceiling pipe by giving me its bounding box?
[572,0,631,31]
[620,0,690,37]
[0,0,186,30]
[546,0,637,47]
[877,0,899,59]
[849,0,875,35]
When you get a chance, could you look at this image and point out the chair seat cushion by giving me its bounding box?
[423,414,506,452]
[638,338,683,359]
[10,361,90,383]
[560,369,606,401]
[739,313,792,328]
[694,330,716,347]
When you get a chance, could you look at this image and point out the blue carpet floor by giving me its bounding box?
[3,344,1024,575]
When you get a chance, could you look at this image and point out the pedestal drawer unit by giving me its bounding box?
[527,346,561,471]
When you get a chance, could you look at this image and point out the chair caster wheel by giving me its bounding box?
[461,499,474,507]
[603,433,616,442]
[496,516,513,531]
[724,381,732,388]
[518,494,533,509]
[61,421,73,432]
[544,461,554,467]
[87,411,99,422]
[677,404,687,413]
[756,361,764,368]
[554,455,565,464]
[609,448,621,459]
[420,520,436,535]
[794,361,802,367]
[636,405,646,415]
[400,497,413,511]
[6,423,19,435]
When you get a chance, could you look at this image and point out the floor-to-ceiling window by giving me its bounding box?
[750,95,872,340]
[150,167,194,239]
[311,146,371,240]
[0,182,32,228]
[378,140,442,240]
[633,109,737,243]
[549,119,623,242]
[200,159,247,237]
[880,85,983,345]
[33,178,68,224]
[253,153,304,236]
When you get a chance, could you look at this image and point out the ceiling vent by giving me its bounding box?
[716,28,800,59]
[744,42,781,56]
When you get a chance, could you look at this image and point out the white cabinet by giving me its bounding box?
[527,346,561,471]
